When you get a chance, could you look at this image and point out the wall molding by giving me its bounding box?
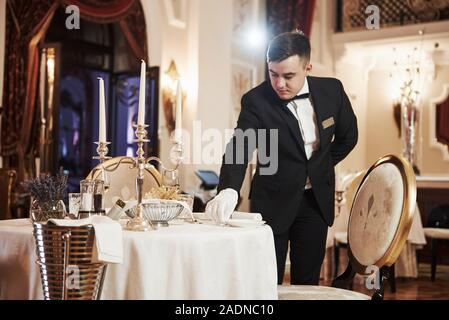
[429,83,449,162]
[163,0,187,29]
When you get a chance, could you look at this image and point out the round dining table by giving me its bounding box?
[0,218,278,300]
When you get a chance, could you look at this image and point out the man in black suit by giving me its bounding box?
[206,31,358,285]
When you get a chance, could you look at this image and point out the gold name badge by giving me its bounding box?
[322,117,335,129]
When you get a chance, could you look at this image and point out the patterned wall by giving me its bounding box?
[339,0,449,32]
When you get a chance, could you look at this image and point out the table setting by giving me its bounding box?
[0,59,278,300]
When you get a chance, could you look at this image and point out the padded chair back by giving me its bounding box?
[86,157,162,208]
[348,155,416,273]
[279,156,416,300]
[0,169,17,220]
[427,205,449,228]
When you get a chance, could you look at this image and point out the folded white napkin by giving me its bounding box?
[231,211,263,221]
[47,215,123,264]
[193,211,262,221]
[192,212,209,220]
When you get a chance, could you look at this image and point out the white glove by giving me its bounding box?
[205,188,238,224]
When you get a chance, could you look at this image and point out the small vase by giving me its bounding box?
[30,199,67,222]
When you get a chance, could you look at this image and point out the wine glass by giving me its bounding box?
[162,169,179,187]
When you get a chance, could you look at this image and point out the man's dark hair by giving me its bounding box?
[266,30,311,64]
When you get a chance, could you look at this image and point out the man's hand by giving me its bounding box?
[205,189,238,223]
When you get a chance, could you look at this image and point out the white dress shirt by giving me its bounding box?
[286,78,320,189]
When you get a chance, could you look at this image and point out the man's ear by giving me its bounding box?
[306,63,312,74]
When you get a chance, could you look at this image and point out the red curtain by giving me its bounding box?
[1,0,58,182]
[118,3,148,62]
[61,0,148,61]
[63,0,135,21]
[1,0,148,182]
[267,0,317,38]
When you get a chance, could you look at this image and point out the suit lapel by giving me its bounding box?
[277,104,307,156]
[264,83,307,156]
[307,76,324,154]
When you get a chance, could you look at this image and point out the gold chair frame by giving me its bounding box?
[347,155,416,274]
[86,156,162,208]
[87,156,162,185]
[331,154,416,299]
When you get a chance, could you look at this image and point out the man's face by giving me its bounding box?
[268,55,312,100]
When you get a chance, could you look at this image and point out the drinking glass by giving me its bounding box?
[162,169,179,187]
[177,193,196,222]
[68,193,81,218]
[79,179,94,212]
[93,179,105,212]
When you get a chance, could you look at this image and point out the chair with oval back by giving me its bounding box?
[86,156,162,209]
[422,205,449,281]
[333,169,398,293]
[333,170,366,278]
[278,154,416,300]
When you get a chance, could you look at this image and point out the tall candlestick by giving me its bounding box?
[98,77,106,143]
[38,49,47,175]
[174,80,182,142]
[137,60,146,126]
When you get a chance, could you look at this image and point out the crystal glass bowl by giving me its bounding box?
[124,199,186,227]
[141,200,184,227]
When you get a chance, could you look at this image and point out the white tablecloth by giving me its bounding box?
[0,218,278,300]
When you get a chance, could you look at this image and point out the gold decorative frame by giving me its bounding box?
[339,0,449,32]
[163,0,187,29]
[429,83,449,162]
[347,154,416,274]
[231,60,257,127]
[232,0,259,41]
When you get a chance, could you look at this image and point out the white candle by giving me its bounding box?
[98,77,106,143]
[39,49,46,119]
[175,80,182,142]
[137,60,146,126]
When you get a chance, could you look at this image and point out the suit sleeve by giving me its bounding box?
[330,80,358,165]
[217,94,261,195]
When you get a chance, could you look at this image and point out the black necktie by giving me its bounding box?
[280,93,310,107]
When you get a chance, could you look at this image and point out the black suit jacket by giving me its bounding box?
[218,76,358,235]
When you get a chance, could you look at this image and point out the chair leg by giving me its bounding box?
[332,263,355,290]
[333,241,340,278]
[372,266,389,301]
[430,238,438,282]
[389,264,396,293]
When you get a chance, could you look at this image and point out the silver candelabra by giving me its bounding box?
[125,124,151,231]
[127,124,184,231]
[93,124,184,232]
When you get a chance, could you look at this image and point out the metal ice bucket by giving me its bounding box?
[33,223,107,300]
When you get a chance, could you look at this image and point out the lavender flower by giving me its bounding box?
[22,167,68,210]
